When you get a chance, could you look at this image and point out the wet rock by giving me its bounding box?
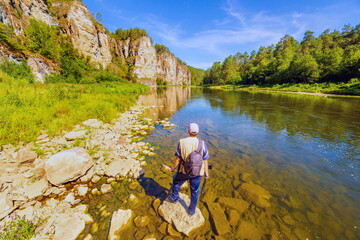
[217,197,249,215]
[238,182,271,208]
[229,209,240,226]
[158,193,205,236]
[236,221,261,239]
[22,178,48,199]
[101,184,112,194]
[64,130,87,141]
[83,119,103,128]
[134,215,150,227]
[54,215,86,240]
[108,209,133,240]
[207,202,230,235]
[45,147,94,186]
[16,150,37,164]
[83,234,93,240]
[167,223,181,237]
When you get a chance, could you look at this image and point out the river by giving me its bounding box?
[136,87,360,239]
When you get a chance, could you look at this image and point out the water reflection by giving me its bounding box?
[137,87,191,120]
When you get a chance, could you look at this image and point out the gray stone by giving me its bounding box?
[16,150,37,164]
[108,209,133,240]
[54,216,86,240]
[45,147,94,186]
[23,178,48,199]
[104,158,134,177]
[82,119,103,128]
[64,130,87,141]
[158,193,205,236]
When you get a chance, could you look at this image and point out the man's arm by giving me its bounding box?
[171,156,181,172]
[203,160,209,177]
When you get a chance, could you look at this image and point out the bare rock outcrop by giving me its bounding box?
[45,147,94,186]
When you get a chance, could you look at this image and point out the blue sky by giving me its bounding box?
[83,0,360,69]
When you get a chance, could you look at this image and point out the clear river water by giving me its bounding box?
[86,87,360,240]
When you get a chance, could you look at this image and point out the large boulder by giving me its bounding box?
[158,193,205,236]
[108,209,133,240]
[238,182,272,208]
[45,147,94,186]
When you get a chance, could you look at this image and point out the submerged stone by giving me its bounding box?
[217,197,249,215]
[238,182,271,208]
[207,202,230,235]
[158,193,205,236]
[236,221,261,239]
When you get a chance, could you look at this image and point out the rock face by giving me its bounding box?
[108,209,133,240]
[0,0,191,85]
[64,1,112,67]
[158,193,205,236]
[45,147,94,186]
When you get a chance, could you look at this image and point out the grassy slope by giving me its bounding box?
[0,72,149,145]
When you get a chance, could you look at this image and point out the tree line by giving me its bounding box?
[203,25,360,85]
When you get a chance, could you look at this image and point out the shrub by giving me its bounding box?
[0,60,34,83]
[156,77,167,86]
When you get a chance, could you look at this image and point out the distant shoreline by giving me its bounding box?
[209,86,360,98]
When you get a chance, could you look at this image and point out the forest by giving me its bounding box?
[202,25,359,90]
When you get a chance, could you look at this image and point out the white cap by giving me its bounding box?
[188,123,199,134]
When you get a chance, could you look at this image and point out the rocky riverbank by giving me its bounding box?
[0,105,200,240]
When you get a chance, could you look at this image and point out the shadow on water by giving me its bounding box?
[138,176,169,201]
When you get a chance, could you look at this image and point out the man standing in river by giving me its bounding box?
[169,123,210,216]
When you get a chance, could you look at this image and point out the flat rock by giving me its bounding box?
[217,197,249,215]
[108,209,133,240]
[158,193,205,236]
[16,150,37,164]
[64,130,87,141]
[207,202,230,235]
[23,178,48,199]
[54,216,86,240]
[0,193,14,220]
[45,147,94,186]
[104,158,134,177]
[238,182,271,208]
[82,119,103,128]
[77,186,89,196]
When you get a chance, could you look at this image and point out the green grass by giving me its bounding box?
[0,71,149,145]
[0,217,37,240]
[220,79,360,96]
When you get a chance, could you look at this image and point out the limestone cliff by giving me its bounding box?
[0,0,191,85]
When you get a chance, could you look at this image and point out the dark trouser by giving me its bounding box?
[170,172,202,214]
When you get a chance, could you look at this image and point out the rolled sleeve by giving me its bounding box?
[202,141,209,160]
[175,142,181,159]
